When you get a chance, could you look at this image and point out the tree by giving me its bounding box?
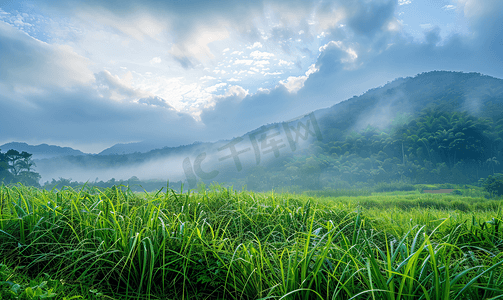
[0,149,14,183]
[486,157,500,175]
[0,149,41,186]
[483,173,503,197]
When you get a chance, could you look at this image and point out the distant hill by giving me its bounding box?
[98,141,175,155]
[0,142,87,160]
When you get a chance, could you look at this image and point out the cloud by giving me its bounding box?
[0,21,94,89]
[247,42,263,49]
[234,59,254,65]
[346,0,396,37]
[250,50,275,58]
[205,82,228,93]
[0,84,203,151]
[318,41,358,69]
[263,71,283,76]
[254,60,270,66]
[138,96,174,109]
[200,75,216,81]
[279,64,318,93]
[42,0,263,68]
[94,70,145,101]
[278,59,293,66]
[150,57,161,64]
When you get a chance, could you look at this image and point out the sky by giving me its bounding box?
[1,0,502,153]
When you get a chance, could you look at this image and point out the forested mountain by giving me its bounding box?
[15,71,503,190]
[244,71,503,190]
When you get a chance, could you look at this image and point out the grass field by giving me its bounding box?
[0,184,502,299]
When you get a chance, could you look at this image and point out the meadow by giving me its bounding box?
[0,184,502,299]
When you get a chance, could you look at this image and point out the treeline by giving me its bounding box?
[0,149,41,186]
[238,107,503,191]
[42,176,184,192]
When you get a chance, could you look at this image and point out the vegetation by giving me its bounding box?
[0,150,41,187]
[483,174,503,197]
[233,106,503,191]
[1,184,502,299]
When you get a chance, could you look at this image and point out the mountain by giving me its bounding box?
[317,71,503,141]
[28,71,503,187]
[98,141,174,155]
[0,142,87,160]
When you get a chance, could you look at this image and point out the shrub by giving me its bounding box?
[482,173,503,197]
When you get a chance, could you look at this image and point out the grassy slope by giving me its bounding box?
[0,184,502,299]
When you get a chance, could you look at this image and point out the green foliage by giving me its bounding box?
[0,185,502,299]
[0,149,41,187]
[0,264,82,299]
[483,173,503,197]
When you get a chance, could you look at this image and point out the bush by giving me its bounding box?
[482,173,503,197]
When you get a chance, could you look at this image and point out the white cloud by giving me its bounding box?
[200,76,216,81]
[234,59,254,65]
[250,67,260,72]
[250,50,275,58]
[205,82,227,93]
[280,76,306,93]
[442,5,456,10]
[150,57,162,64]
[231,51,244,55]
[95,70,146,101]
[263,71,283,76]
[223,48,230,52]
[279,64,318,93]
[278,59,293,66]
[399,0,412,5]
[0,22,94,89]
[247,42,262,49]
[224,85,248,98]
[227,78,240,82]
[319,41,358,66]
[254,60,270,66]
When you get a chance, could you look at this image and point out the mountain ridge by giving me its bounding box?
[0,142,87,160]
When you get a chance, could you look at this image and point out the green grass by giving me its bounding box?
[0,184,502,299]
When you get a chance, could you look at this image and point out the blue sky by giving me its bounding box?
[1,0,502,153]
